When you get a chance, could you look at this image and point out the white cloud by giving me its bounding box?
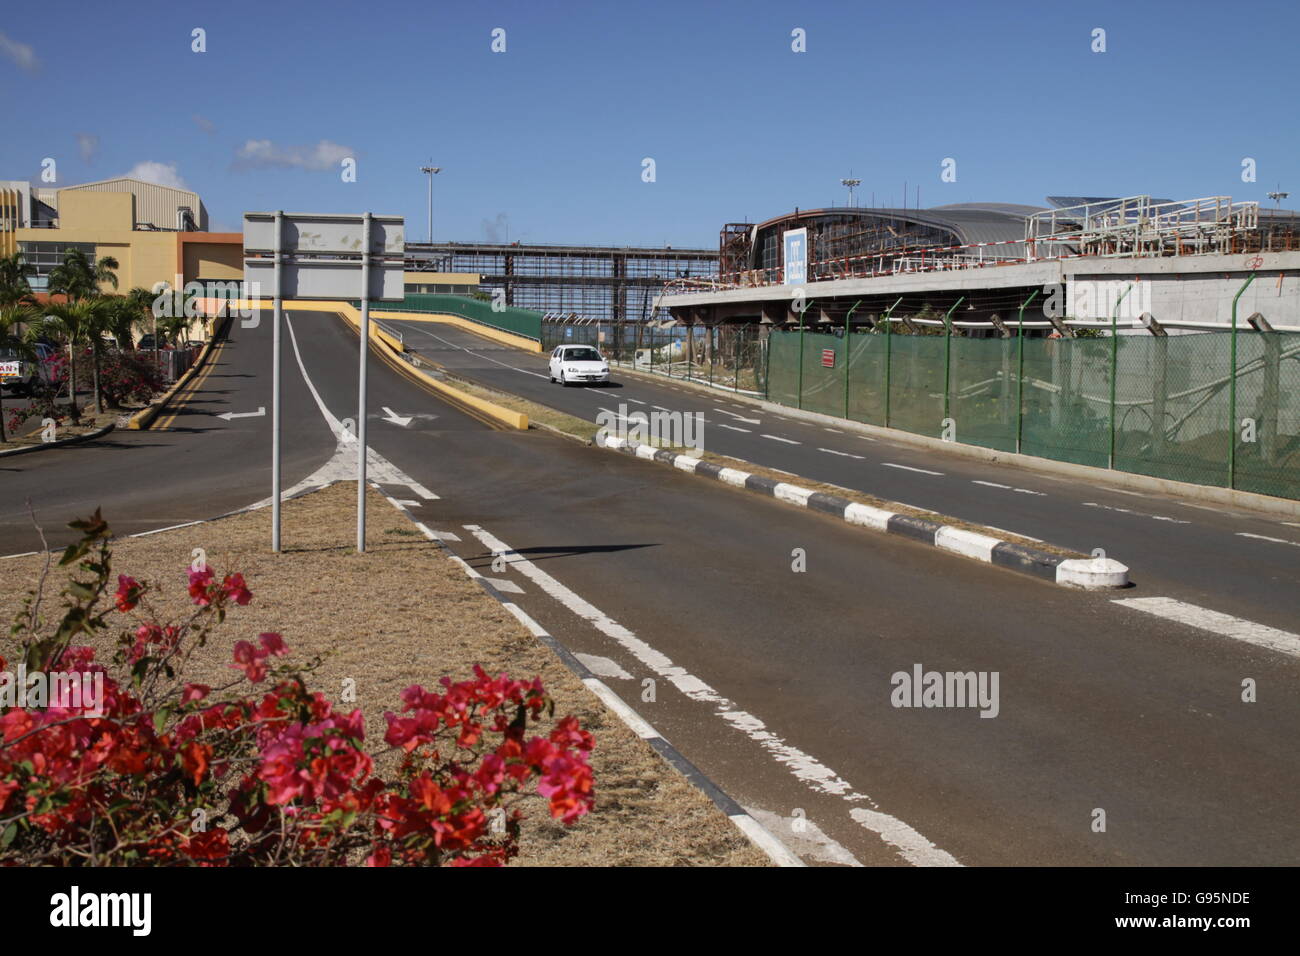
[0,32,39,73]
[123,161,189,190]
[233,138,354,171]
[76,132,99,164]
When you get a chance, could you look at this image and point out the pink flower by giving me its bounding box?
[221,573,252,606]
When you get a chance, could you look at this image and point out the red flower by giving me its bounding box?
[114,575,140,612]
[221,573,252,606]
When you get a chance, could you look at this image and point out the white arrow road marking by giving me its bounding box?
[1113,597,1300,659]
[761,434,801,444]
[463,523,959,867]
[818,447,865,459]
[882,462,943,475]
[380,407,413,427]
[217,406,265,420]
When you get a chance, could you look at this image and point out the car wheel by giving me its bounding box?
[559,371,567,386]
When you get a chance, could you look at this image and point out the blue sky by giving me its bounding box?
[1,0,1296,247]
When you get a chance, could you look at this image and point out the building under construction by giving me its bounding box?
[406,240,717,325]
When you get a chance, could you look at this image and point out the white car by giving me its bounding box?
[548,345,610,386]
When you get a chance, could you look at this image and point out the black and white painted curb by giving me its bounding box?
[378,490,804,868]
[596,435,1129,590]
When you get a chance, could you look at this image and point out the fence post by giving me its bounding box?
[763,327,771,400]
[844,300,861,419]
[1015,290,1039,454]
[796,300,812,410]
[1107,285,1133,469]
[1228,274,1257,489]
[883,297,903,428]
[943,297,965,430]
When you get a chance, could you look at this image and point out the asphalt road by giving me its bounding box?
[3,309,1298,866]
[384,316,1300,635]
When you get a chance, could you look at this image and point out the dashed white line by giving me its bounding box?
[1113,596,1300,659]
[882,463,944,476]
[761,434,801,445]
[1082,502,1189,524]
[818,447,865,459]
[717,424,752,433]
[1236,532,1300,548]
[972,480,1046,497]
[462,523,958,867]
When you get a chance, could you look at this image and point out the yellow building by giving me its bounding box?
[2,178,241,298]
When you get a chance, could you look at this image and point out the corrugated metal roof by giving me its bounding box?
[59,177,207,231]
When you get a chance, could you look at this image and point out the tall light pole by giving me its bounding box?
[420,164,441,245]
[1266,187,1289,211]
[841,177,862,208]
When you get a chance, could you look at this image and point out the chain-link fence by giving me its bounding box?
[768,327,1300,500]
[546,321,768,394]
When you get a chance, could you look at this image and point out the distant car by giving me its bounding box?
[548,345,609,386]
[0,342,57,396]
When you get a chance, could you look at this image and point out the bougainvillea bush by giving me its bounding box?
[0,513,595,866]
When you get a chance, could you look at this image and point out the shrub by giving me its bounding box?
[0,513,594,866]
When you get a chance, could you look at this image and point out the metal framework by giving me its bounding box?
[407,240,717,323]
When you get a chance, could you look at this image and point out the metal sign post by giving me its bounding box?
[357,213,371,552]
[244,211,404,555]
[272,211,283,552]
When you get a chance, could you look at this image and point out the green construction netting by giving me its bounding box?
[1020,336,1112,468]
[886,334,946,438]
[756,328,1300,501]
[949,336,1018,452]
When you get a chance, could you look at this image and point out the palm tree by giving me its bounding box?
[40,300,101,425]
[47,248,119,302]
[104,295,149,352]
[0,304,38,442]
[0,252,34,308]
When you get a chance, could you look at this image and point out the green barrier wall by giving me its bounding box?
[354,294,542,341]
[766,328,1300,501]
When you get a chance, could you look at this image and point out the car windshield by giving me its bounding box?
[564,348,602,362]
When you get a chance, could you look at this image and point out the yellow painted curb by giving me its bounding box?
[127,321,223,430]
[371,311,544,353]
[318,301,529,431]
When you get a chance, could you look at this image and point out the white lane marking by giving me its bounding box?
[1282,521,1300,528]
[626,398,647,405]
[652,405,671,412]
[483,576,524,594]
[413,522,460,542]
[882,463,943,476]
[0,551,41,560]
[393,498,421,508]
[761,434,801,445]
[1113,597,1300,659]
[972,480,1045,497]
[574,653,633,680]
[1181,502,1244,517]
[713,407,762,425]
[131,520,205,537]
[823,427,843,434]
[818,447,865,460]
[1082,502,1189,524]
[463,524,957,867]
[717,424,752,433]
[406,324,549,378]
[1237,532,1300,548]
[855,434,877,442]
[747,807,862,867]
[1106,488,1150,498]
[728,812,812,868]
[280,315,441,502]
